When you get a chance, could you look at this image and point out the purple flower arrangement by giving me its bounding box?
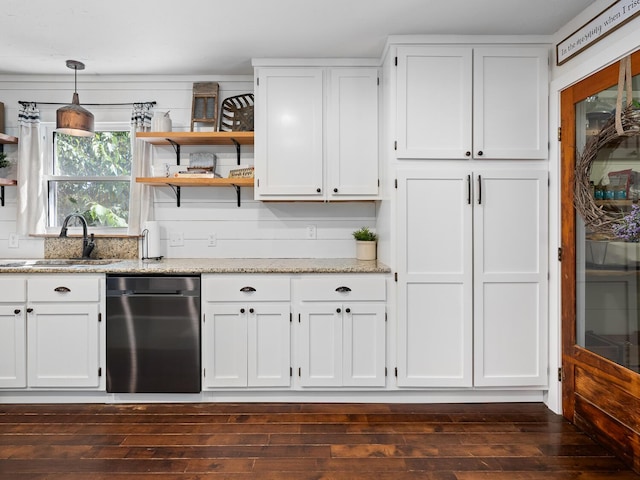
[613,204,640,242]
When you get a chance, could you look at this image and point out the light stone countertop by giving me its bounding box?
[0,258,391,274]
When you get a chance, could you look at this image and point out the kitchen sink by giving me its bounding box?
[0,259,118,268]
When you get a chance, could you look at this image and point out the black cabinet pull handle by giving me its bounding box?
[240,286,256,292]
[336,308,341,313]
[477,175,482,205]
[345,308,351,313]
[14,309,21,314]
[240,308,245,314]
[54,286,71,293]
[27,308,33,313]
[335,286,351,293]
[466,175,471,205]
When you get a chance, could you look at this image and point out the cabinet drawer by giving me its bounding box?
[203,275,290,302]
[0,276,26,302]
[27,275,101,302]
[295,276,386,301]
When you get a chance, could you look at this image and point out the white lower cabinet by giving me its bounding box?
[0,276,27,388]
[396,169,548,388]
[0,274,104,390]
[202,275,291,388]
[295,276,386,387]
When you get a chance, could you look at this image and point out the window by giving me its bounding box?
[47,125,131,229]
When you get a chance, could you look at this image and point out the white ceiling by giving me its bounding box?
[0,0,598,76]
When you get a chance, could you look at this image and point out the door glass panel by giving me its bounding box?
[576,74,640,372]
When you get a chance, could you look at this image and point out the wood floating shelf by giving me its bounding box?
[135,131,254,207]
[136,131,254,146]
[0,133,18,144]
[136,177,253,187]
[136,177,254,207]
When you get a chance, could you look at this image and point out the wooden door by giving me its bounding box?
[561,50,640,472]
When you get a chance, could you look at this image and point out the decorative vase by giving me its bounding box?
[356,240,377,261]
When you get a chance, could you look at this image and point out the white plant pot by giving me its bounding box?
[356,241,377,261]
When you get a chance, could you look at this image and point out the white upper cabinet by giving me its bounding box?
[254,68,324,197]
[395,45,548,160]
[254,64,379,200]
[327,68,379,197]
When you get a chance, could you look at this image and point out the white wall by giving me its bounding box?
[0,74,376,259]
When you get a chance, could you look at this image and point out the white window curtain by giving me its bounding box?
[128,103,154,235]
[16,103,46,235]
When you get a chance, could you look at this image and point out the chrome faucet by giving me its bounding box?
[59,213,95,259]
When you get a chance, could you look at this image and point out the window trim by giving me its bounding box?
[43,122,132,234]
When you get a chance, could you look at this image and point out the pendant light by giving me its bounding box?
[56,60,94,137]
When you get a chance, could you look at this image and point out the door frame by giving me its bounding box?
[560,49,640,471]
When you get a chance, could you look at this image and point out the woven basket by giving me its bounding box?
[219,94,254,132]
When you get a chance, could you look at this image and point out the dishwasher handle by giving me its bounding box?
[107,289,199,296]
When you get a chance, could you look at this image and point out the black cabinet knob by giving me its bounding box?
[27,308,33,313]
[316,188,321,193]
[465,151,471,157]
[240,308,245,314]
[333,188,338,193]
[336,308,341,313]
[477,150,483,156]
[14,309,21,314]
[346,308,351,313]
[249,308,254,314]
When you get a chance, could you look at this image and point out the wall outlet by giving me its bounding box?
[169,232,184,247]
[8,233,19,248]
[306,225,317,240]
[207,233,217,247]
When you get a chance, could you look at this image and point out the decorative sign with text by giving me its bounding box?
[557,0,640,65]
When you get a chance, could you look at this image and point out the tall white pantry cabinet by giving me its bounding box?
[386,40,550,389]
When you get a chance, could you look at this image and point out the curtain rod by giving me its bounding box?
[18,101,157,107]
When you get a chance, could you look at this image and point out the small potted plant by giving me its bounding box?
[0,152,9,171]
[352,226,378,261]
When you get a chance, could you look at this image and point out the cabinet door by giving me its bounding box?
[343,303,386,387]
[202,304,248,388]
[327,68,379,197]
[254,68,324,198]
[396,170,473,387]
[299,303,343,387]
[473,170,548,386]
[248,303,291,387]
[473,47,549,159]
[0,306,26,388]
[396,46,472,159]
[27,303,100,388]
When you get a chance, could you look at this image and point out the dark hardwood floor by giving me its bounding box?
[0,402,638,479]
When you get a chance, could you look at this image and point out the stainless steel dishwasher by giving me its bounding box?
[106,275,201,393]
